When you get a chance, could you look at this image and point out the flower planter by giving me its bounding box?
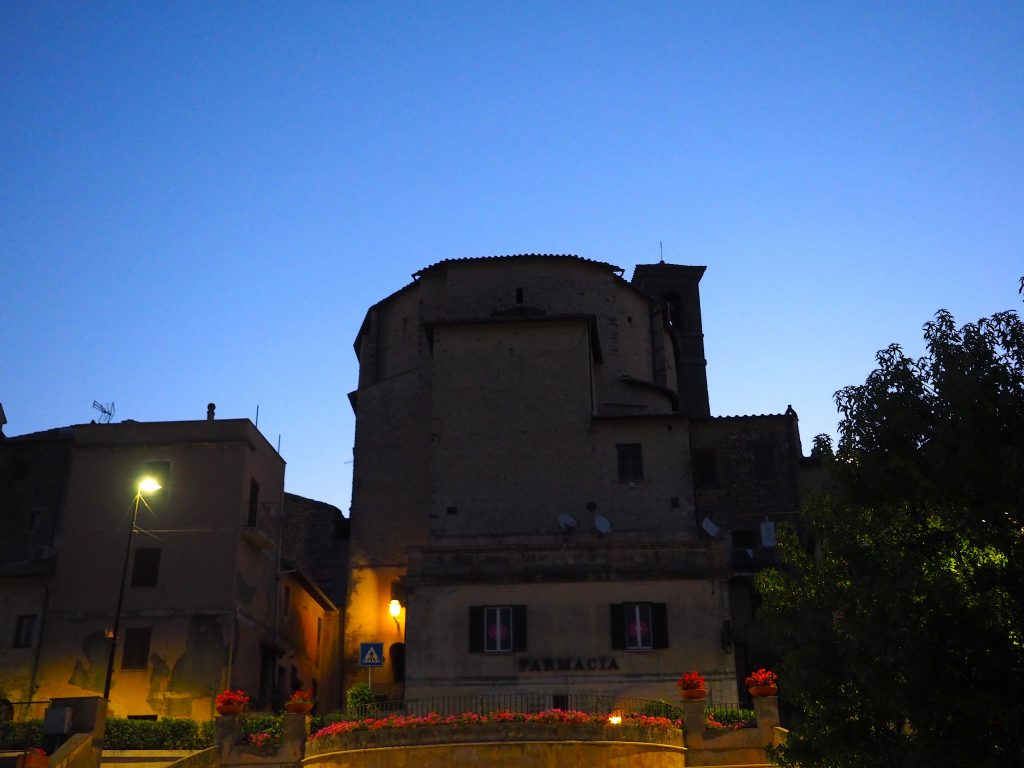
[308,719,683,756]
[680,688,707,700]
[216,702,244,716]
[285,701,314,714]
[748,685,778,697]
[18,753,48,768]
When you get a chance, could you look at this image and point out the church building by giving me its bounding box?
[344,255,800,706]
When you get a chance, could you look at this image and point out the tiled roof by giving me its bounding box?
[413,253,624,277]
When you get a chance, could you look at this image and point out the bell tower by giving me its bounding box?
[630,263,711,417]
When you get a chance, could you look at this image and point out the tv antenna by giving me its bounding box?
[92,400,115,423]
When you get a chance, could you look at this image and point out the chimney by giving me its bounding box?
[207,403,216,421]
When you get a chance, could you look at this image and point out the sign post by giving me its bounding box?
[359,642,384,690]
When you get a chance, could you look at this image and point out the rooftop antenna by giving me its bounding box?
[92,400,115,423]
[659,241,664,264]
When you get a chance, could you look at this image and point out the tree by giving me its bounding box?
[758,287,1024,767]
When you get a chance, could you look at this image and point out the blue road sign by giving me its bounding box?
[359,642,384,667]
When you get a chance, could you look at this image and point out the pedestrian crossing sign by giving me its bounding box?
[359,642,384,667]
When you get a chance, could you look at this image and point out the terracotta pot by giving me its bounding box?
[680,688,707,700]
[19,753,48,768]
[216,702,244,716]
[748,685,778,697]
[285,700,314,714]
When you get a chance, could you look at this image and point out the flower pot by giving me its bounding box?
[216,702,244,716]
[285,701,314,714]
[748,685,778,697]
[680,688,707,700]
[18,753,48,768]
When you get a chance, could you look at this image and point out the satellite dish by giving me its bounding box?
[594,515,613,535]
[558,513,578,532]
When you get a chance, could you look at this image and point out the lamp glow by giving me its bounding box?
[389,599,402,618]
[138,477,162,494]
[608,715,622,725]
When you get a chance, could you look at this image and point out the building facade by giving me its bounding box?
[344,255,802,705]
[0,411,343,719]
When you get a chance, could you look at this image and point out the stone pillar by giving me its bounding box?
[679,699,706,748]
[752,695,780,744]
[215,715,240,762]
[282,713,310,747]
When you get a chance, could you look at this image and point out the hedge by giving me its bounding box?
[102,718,215,750]
[0,720,43,751]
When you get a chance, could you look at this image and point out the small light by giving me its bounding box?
[389,599,402,618]
[138,477,162,494]
[608,715,622,725]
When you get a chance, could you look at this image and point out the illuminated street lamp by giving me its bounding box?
[102,477,161,700]
[389,599,402,633]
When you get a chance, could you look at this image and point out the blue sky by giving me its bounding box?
[2,2,1021,512]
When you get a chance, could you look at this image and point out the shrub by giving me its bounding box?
[705,706,756,729]
[344,683,379,715]
[0,720,43,751]
[102,718,215,750]
[639,700,683,720]
[239,715,282,746]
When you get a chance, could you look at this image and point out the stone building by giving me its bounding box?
[344,255,802,705]
[0,410,344,719]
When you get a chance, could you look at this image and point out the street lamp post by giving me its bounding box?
[102,478,160,701]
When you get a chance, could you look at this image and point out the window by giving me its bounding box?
[131,548,161,587]
[663,292,684,329]
[143,460,170,489]
[616,444,644,482]
[121,628,152,669]
[13,615,37,648]
[751,444,775,480]
[469,605,527,653]
[731,529,758,549]
[247,478,260,527]
[26,509,43,532]
[610,602,668,650]
[693,449,718,488]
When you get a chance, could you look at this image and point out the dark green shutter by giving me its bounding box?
[652,603,669,648]
[468,606,484,652]
[610,603,626,649]
[512,605,527,651]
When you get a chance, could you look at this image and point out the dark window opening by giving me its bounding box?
[552,694,569,709]
[732,529,759,549]
[693,449,719,488]
[515,287,524,304]
[131,548,161,588]
[669,496,680,509]
[663,292,685,329]
[26,509,43,532]
[247,478,260,527]
[752,444,776,480]
[13,615,36,648]
[469,605,527,653]
[610,602,668,650]
[616,444,644,482]
[446,506,457,516]
[121,628,152,669]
